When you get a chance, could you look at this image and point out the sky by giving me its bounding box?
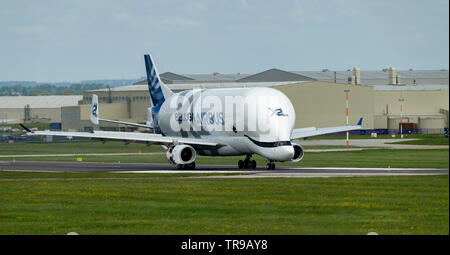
[0,0,448,82]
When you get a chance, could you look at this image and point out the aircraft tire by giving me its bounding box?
[266,162,275,170]
[244,159,250,169]
[251,160,256,169]
[238,160,244,169]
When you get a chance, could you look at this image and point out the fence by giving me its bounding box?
[312,128,449,137]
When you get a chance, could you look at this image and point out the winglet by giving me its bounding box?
[90,94,99,125]
[357,117,363,126]
[19,123,32,132]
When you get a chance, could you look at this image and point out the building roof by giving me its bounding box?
[89,81,304,93]
[183,73,250,82]
[237,68,316,82]
[133,72,250,85]
[0,96,83,108]
[89,81,448,94]
[292,70,449,86]
[159,72,195,83]
[132,69,448,87]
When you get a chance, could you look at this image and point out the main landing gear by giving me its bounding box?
[266,161,276,170]
[177,162,196,170]
[238,155,256,169]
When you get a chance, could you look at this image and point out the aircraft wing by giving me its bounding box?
[27,130,219,147]
[22,90,218,147]
[291,118,363,139]
[97,119,152,129]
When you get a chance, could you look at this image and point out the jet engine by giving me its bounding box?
[166,144,196,165]
[291,143,304,162]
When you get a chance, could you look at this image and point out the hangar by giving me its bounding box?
[0,95,82,124]
[61,67,448,134]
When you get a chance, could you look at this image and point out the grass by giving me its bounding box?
[1,148,448,169]
[293,149,449,169]
[0,171,243,179]
[308,133,449,144]
[388,134,449,146]
[0,174,447,235]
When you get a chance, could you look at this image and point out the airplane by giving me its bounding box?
[21,54,363,170]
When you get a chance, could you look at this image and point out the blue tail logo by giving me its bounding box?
[144,54,165,106]
[357,117,363,126]
[144,54,167,134]
[92,103,98,117]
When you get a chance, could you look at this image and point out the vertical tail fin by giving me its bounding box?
[357,117,363,126]
[144,54,172,135]
[90,94,99,125]
[144,54,173,106]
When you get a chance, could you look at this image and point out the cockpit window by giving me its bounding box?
[245,135,292,148]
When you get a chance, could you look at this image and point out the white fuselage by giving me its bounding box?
[157,87,296,161]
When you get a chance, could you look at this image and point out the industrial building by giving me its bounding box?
[0,96,82,124]
[60,68,449,134]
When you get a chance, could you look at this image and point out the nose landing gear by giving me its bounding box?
[238,155,256,169]
[266,161,275,170]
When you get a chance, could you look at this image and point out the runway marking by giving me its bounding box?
[0,152,164,158]
[277,166,448,171]
[0,170,247,182]
[114,170,261,174]
[113,167,448,179]
[1,161,447,179]
[116,166,448,173]
[188,173,446,179]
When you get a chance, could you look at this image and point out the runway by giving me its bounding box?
[0,161,447,178]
